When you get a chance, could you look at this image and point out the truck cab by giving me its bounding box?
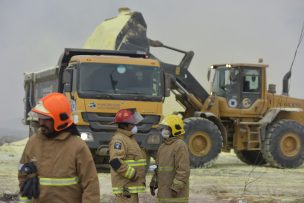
[24,49,165,169]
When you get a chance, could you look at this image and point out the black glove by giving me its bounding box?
[20,162,39,199]
[149,170,158,196]
[21,175,39,199]
[150,186,157,196]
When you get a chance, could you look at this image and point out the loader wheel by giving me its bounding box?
[235,150,266,165]
[262,119,304,168]
[184,117,222,168]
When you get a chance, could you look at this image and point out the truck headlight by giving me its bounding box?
[80,132,94,142]
[147,134,161,145]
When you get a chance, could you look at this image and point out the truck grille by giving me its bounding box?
[82,112,160,132]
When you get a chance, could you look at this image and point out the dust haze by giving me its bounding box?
[0,0,304,133]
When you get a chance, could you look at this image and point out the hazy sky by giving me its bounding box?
[1,0,304,130]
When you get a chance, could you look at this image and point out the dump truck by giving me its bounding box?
[23,49,168,169]
[89,8,304,168]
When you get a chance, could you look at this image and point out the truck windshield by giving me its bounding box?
[78,63,163,100]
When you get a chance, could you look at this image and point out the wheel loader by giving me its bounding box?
[84,8,304,168]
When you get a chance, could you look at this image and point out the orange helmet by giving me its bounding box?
[32,92,73,131]
[113,108,143,124]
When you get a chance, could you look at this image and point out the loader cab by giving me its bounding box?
[209,64,267,109]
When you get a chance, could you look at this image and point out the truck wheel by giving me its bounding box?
[235,150,266,165]
[184,117,222,168]
[262,119,304,168]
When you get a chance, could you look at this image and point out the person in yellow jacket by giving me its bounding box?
[18,93,100,203]
[108,108,146,203]
[150,114,190,203]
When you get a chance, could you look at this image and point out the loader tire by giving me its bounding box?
[235,150,266,165]
[262,119,304,168]
[184,117,222,168]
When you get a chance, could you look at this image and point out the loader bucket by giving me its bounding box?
[83,7,149,52]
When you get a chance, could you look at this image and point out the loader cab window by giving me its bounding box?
[210,66,240,98]
[242,69,260,93]
[240,68,261,109]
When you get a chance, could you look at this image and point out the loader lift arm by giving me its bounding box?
[82,8,209,113]
[148,39,209,113]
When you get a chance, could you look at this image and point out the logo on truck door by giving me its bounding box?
[88,102,121,110]
[88,102,97,109]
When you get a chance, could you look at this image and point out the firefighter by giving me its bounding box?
[150,114,190,203]
[108,108,146,203]
[18,92,100,203]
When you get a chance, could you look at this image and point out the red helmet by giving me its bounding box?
[32,92,73,131]
[113,108,143,124]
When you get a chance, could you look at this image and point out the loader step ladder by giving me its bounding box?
[239,122,262,150]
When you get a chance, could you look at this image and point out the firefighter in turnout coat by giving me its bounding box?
[150,114,190,203]
[108,108,147,203]
[18,93,100,203]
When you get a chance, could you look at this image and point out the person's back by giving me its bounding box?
[18,93,100,203]
[150,114,190,203]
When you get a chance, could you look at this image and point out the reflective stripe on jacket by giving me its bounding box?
[123,159,147,179]
[18,196,32,203]
[112,185,146,194]
[109,128,147,194]
[156,137,190,203]
[39,176,78,186]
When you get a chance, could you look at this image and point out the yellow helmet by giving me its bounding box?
[160,114,185,136]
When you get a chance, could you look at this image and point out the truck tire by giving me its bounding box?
[235,150,266,165]
[184,117,222,168]
[262,119,304,168]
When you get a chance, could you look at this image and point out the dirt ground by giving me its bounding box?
[0,138,304,203]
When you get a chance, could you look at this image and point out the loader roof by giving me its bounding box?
[211,63,268,69]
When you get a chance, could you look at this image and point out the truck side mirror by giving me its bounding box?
[207,69,211,81]
[63,69,73,92]
[164,73,171,97]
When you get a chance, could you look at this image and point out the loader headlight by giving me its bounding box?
[80,132,94,142]
[147,134,161,145]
